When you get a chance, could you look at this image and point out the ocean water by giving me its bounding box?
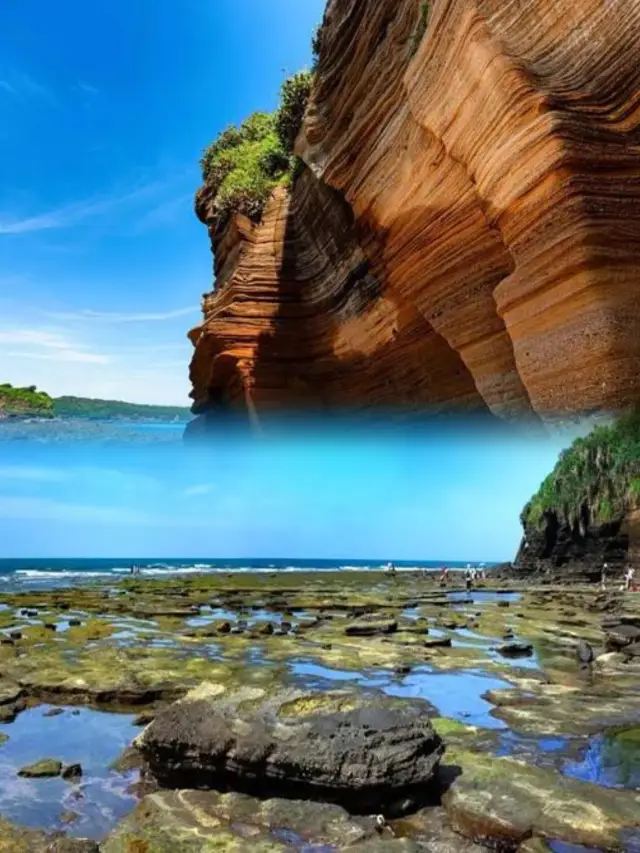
[0,418,188,445]
[0,558,492,591]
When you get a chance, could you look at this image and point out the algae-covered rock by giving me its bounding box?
[101,789,385,852]
[0,818,97,852]
[136,683,444,812]
[18,758,62,777]
[345,618,398,636]
[442,749,640,850]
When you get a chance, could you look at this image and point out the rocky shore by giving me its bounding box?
[0,571,636,851]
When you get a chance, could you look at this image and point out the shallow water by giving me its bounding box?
[271,827,337,852]
[563,728,640,790]
[289,659,509,728]
[0,705,139,839]
[447,591,522,604]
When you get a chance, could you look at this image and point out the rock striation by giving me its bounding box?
[188,0,640,428]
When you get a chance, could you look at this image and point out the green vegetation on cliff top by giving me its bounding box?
[0,385,190,421]
[523,409,640,529]
[0,384,54,416]
[200,70,313,226]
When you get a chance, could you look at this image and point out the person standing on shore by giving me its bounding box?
[625,565,634,591]
[601,562,608,591]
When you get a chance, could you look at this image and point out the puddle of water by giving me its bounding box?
[548,842,605,853]
[185,607,236,627]
[563,728,640,790]
[0,705,139,839]
[271,827,337,852]
[494,729,570,767]
[289,659,509,729]
[448,591,521,604]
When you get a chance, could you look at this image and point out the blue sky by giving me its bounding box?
[0,0,325,404]
[0,426,571,560]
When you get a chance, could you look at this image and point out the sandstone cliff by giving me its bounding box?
[188,0,640,428]
[512,409,640,580]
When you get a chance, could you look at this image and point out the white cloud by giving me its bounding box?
[0,329,71,349]
[0,318,193,405]
[46,306,197,323]
[0,328,111,365]
[76,81,98,96]
[0,495,210,528]
[183,484,215,497]
[0,495,158,525]
[133,193,193,233]
[8,349,110,364]
[0,72,52,103]
[0,180,166,235]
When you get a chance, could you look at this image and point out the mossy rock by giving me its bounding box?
[442,748,640,850]
[0,818,97,852]
[101,789,385,852]
[18,758,62,777]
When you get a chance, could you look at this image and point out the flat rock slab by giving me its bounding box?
[442,749,640,851]
[101,789,424,852]
[345,619,398,636]
[136,684,444,812]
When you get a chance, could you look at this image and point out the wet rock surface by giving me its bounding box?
[136,684,444,812]
[0,571,636,851]
[0,817,98,851]
[442,749,640,851]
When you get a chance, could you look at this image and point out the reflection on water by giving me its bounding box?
[447,591,522,604]
[0,705,138,839]
[563,728,640,790]
[289,659,509,729]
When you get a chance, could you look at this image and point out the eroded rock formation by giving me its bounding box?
[135,683,444,812]
[189,0,640,427]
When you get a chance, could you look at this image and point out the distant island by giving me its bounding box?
[0,383,191,422]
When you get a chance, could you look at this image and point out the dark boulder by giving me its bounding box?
[135,684,445,813]
[496,641,533,658]
[605,624,640,650]
[577,640,595,665]
[424,637,452,649]
[345,618,398,637]
[62,763,83,781]
[623,642,640,658]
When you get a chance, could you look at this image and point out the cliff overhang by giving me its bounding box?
[187,0,640,430]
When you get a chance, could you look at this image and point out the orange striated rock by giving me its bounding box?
[189,0,640,426]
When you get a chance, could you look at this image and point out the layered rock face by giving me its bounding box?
[189,0,640,425]
[189,168,484,425]
[136,683,445,813]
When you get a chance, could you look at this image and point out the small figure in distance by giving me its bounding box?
[624,564,635,591]
[601,562,608,592]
